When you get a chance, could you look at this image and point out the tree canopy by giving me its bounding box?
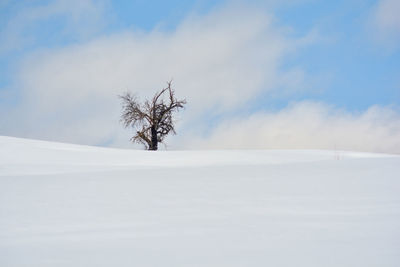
[120,81,186,150]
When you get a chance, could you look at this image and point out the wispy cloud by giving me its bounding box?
[4,4,308,147]
[0,0,107,54]
[370,0,400,47]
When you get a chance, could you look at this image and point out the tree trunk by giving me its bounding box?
[149,126,158,150]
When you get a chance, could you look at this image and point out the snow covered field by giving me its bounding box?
[1,136,400,267]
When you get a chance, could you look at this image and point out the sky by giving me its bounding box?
[0,0,399,153]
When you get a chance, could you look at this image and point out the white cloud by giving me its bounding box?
[179,102,400,154]
[7,4,305,147]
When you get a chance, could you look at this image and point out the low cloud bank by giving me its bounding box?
[180,102,400,154]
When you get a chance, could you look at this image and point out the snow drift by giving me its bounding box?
[0,136,399,267]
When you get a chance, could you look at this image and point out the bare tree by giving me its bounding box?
[120,81,186,150]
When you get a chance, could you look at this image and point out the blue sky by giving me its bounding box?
[0,0,399,152]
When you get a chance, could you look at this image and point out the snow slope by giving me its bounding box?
[1,136,399,267]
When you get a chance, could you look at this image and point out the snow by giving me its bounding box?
[1,135,400,267]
